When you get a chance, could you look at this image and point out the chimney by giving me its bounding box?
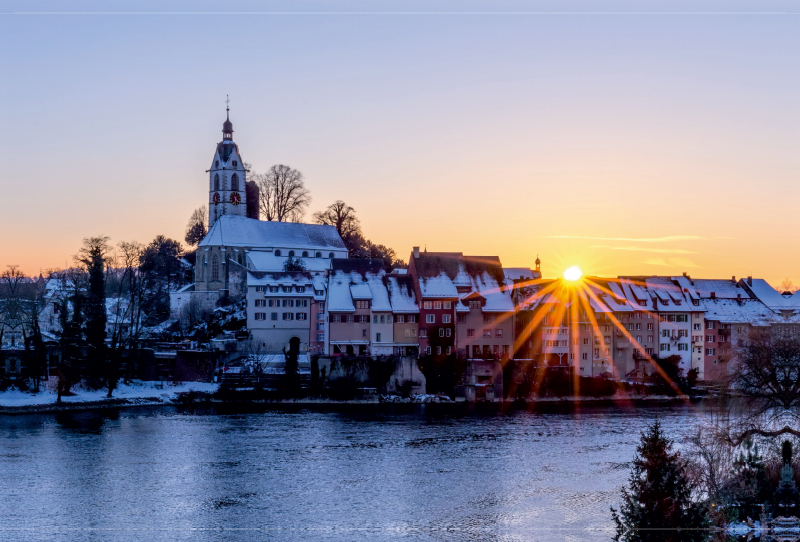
[413,246,420,259]
[747,276,752,286]
[732,276,736,283]
[710,292,716,299]
[682,272,687,277]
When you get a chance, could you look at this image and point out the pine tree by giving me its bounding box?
[611,420,709,541]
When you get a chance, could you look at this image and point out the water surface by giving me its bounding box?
[0,402,706,541]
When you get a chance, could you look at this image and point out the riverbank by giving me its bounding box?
[0,383,700,414]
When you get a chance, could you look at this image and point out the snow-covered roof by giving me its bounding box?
[350,284,372,300]
[246,271,315,288]
[687,278,746,299]
[703,298,776,325]
[200,216,346,251]
[246,251,332,273]
[327,276,355,312]
[419,273,459,298]
[384,275,418,313]
[366,275,392,312]
[503,267,540,281]
[743,279,800,312]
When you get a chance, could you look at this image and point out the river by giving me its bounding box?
[0,402,708,541]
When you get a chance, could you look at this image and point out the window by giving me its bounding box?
[373,315,378,324]
[211,255,219,280]
[288,251,295,257]
[436,346,442,355]
[317,322,325,330]
[439,328,445,337]
[405,329,411,337]
[332,314,341,323]
[483,315,491,324]
[628,323,634,331]
[676,314,688,322]
[231,173,239,191]
[693,323,701,330]
[296,313,307,321]
[215,160,219,168]
[255,286,266,292]
[255,299,266,307]
[424,301,432,309]
[493,345,499,356]
[457,315,466,323]
[275,250,281,257]
[296,299,308,307]
[355,300,370,309]
[433,301,442,309]
[283,313,294,320]
[660,344,670,351]
[282,286,292,293]
[376,332,382,342]
[706,348,715,355]
[328,252,334,258]
[387,315,392,324]
[407,315,416,323]
[446,347,451,355]
[636,324,641,330]
[604,336,611,344]
[442,314,451,324]
[468,329,476,337]
[662,330,670,338]
[660,314,668,322]
[543,316,549,324]
[426,314,435,324]
[583,338,589,345]
[282,300,294,307]
[444,301,451,309]
[270,286,279,293]
[317,333,324,342]
[420,329,427,337]
[594,349,599,358]
[706,335,714,342]
[296,287,305,294]
[678,329,687,338]
[469,300,481,309]
[706,321,715,330]
[396,315,405,324]
[255,312,266,320]
[359,315,370,323]
[648,335,653,343]
[232,160,238,167]
[647,323,653,330]
[412,328,417,337]
[495,329,502,338]
[346,315,354,323]
[678,343,688,351]
[271,312,278,320]
[362,329,367,337]
[302,251,309,257]
[446,328,451,337]
[582,352,588,360]
[214,174,220,190]
[636,335,642,343]
[483,330,492,338]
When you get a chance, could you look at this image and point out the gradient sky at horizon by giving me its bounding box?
[1,1,798,286]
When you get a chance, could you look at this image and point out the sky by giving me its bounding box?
[1,0,798,286]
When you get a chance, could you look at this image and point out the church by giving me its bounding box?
[171,106,347,353]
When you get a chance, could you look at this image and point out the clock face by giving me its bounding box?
[212,192,220,205]
[230,192,241,206]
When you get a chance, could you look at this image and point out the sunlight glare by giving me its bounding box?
[564,266,582,281]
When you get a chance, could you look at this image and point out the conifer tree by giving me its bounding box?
[611,420,709,541]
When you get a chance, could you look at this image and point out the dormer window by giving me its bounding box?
[282,286,292,293]
[296,286,305,293]
[233,160,238,167]
[328,252,334,258]
[269,286,279,293]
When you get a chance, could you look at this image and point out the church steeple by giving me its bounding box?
[222,96,233,140]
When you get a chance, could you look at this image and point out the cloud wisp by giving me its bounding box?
[549,235,704,243]
[644,257,700,268]
[592,245,698,254]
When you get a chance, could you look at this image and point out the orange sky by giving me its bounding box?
[1,6,798,287]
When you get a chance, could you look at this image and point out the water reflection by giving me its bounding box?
[0,404,703,541]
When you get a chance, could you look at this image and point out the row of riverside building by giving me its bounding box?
[177,215,800,385]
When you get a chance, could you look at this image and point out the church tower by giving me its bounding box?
[208,103,247,229]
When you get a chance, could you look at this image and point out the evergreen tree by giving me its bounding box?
[77,237,110,390]
[612,420,709,541]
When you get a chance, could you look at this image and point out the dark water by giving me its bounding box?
[0,402,706,541]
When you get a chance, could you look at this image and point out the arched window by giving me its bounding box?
[328,252,334,258]
[302,251,309,257]
[288,250,295,257]
[211,255,219,280]
[275,250,281,257]
[214,174,220,191]
[231,173,239,191]
[315,251,322,258]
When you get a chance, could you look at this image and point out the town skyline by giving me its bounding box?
[2,1,797,285]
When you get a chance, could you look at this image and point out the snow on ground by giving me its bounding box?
[0,379,218,407]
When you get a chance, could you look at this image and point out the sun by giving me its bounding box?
[564,266,582,281]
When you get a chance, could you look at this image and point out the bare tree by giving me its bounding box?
[313,200,360,237]
[255,164,312,222]
[778,278,798,294]
[185,206,208,246]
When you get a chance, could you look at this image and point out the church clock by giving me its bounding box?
[230,193,241,206]
[213,192,221,205]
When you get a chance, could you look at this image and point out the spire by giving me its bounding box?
[222,95,233,140]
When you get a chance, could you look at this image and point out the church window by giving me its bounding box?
[214,174,220,191]
[231,173,239,191]
[302,251,309,257]
[275,250,281,257]
[315,252,322,258]
[211,256,219,280]
[215,161,219,168]
[288,250,295,257]
[233,160,238,167]
[328,252,334,258]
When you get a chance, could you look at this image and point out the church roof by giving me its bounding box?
[199,216,347,251]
